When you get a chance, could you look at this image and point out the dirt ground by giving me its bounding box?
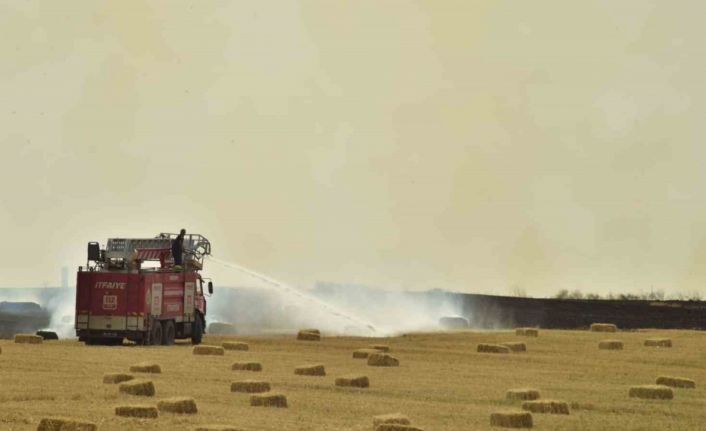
[1,329,705,430]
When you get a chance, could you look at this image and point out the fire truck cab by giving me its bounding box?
[75,233,213,346]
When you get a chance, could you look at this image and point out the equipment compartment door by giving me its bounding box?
[184,282,195,322]
[151,283,163,316]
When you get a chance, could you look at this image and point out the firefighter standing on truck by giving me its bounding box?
[172,228,186,268]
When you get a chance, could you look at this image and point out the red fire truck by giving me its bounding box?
[75,233,213,345]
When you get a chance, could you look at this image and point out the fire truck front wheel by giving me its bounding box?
[150,320,163,345]
[192,313,203,345]
[163,320,175,345]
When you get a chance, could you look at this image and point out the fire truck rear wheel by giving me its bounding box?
[163,320,175,345]
[150,320,163,346]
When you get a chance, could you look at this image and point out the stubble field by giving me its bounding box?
[1,329,706,430]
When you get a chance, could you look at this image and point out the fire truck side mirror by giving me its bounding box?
[208,281,214,295]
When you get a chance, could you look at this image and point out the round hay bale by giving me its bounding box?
[521,400,570,415]
[114,405,159,419]
[369,344,390,352]
[335,375,370,388]
[129,362,161,374]
[645,338,672,348]
[368,353,400,367]
[157,397,198,414]
[439,316,469,329]
[193,345,225,356]
[231,362,262,372]
[489,411,533,428]
[119,379,155,397]
[207,322,237,335]
[656,376,695,389]
[590,323,617,332]
[598,340,624,350]
[353,348,379,359]
[37,418,97,431]
[515,328,539,337]
[477,343,511,354]
[231,380,271,393]
[194,426,244,431]
[375,425,424,431]
[629,385,673,400]
[14,333,43,344]
[373,413,411,427]
[294,364,326,376]
[506,388,540,401]
[103,373,135,384]
[222,341,249,351]
[250,392,288,408]
[36,330,59,340]
[297,330,321,341]
[501,342,527,352]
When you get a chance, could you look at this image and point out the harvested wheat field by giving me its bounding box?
[2,330,706,430]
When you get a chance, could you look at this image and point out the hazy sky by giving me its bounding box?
[2,1,705,296]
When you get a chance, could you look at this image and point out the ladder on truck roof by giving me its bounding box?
[105,233,211,262]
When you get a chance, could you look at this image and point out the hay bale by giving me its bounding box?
[368,353,400,367]
[353,348,379,359]
[598,340,624,350]
[193,427,244,431]
[294,364,326,376]
[590,323,617,332]
[250,392,288,408]
[439,316,469,329]
[506,388,540,401]
[521,400,570,415]
[222,341,249,351]
[193,345,225,356]
[373,413,411,427]
[297,330,321,341]
[14,333,42,344]
[114,405,159,419]
[300,328,320,335]
[119,379,155,397]
[231,380,271,393]
[628,385,673,400]
[129,362,161,374]
[207,322,237,335]
[335,375,370,388]
[645,338,672,348]
[369,344,390,352]
[501,342,527,352]
[37,418,97,431]
[375,425,424,431]
[157,397,198,414]
[489,411,533,428]
[515,328,539,337]
[477,343,511,354]
[231,362,262,372]
[656,376,696,389]
[103,373,134,384]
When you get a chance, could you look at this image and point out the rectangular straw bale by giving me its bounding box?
[335,375,370,388]
[157,397,198,414]
[193,345,225,356]
[250,393,288,408]
[629,385,673,400]
[119,379,155,397]
[369,344,390,352]
[103,373,134,384]
[477,343,511,354]
[194,427,244,431]
[375,425,424,431]
[521,400,570,414]
[645,338,672,348]
[232,362,262,372]
[231,380,271,393]
[222,341,249,351]
[515,328,539,337]
[14,333,43,344]
[598,340,624,350]
[38,418,97,431]
[353,348,379,359]
[489,411,533,428]
[656,376,696,389]
[115,405,159,418]
[506,388,540,401]
[300,328,320,335]
[590,323,617,332]
[129,362,162,373]
[501,342,527,352]
[373,413,411,427]
[294,364,326,376]
[368,353,400,367]
[297,330,321,341]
